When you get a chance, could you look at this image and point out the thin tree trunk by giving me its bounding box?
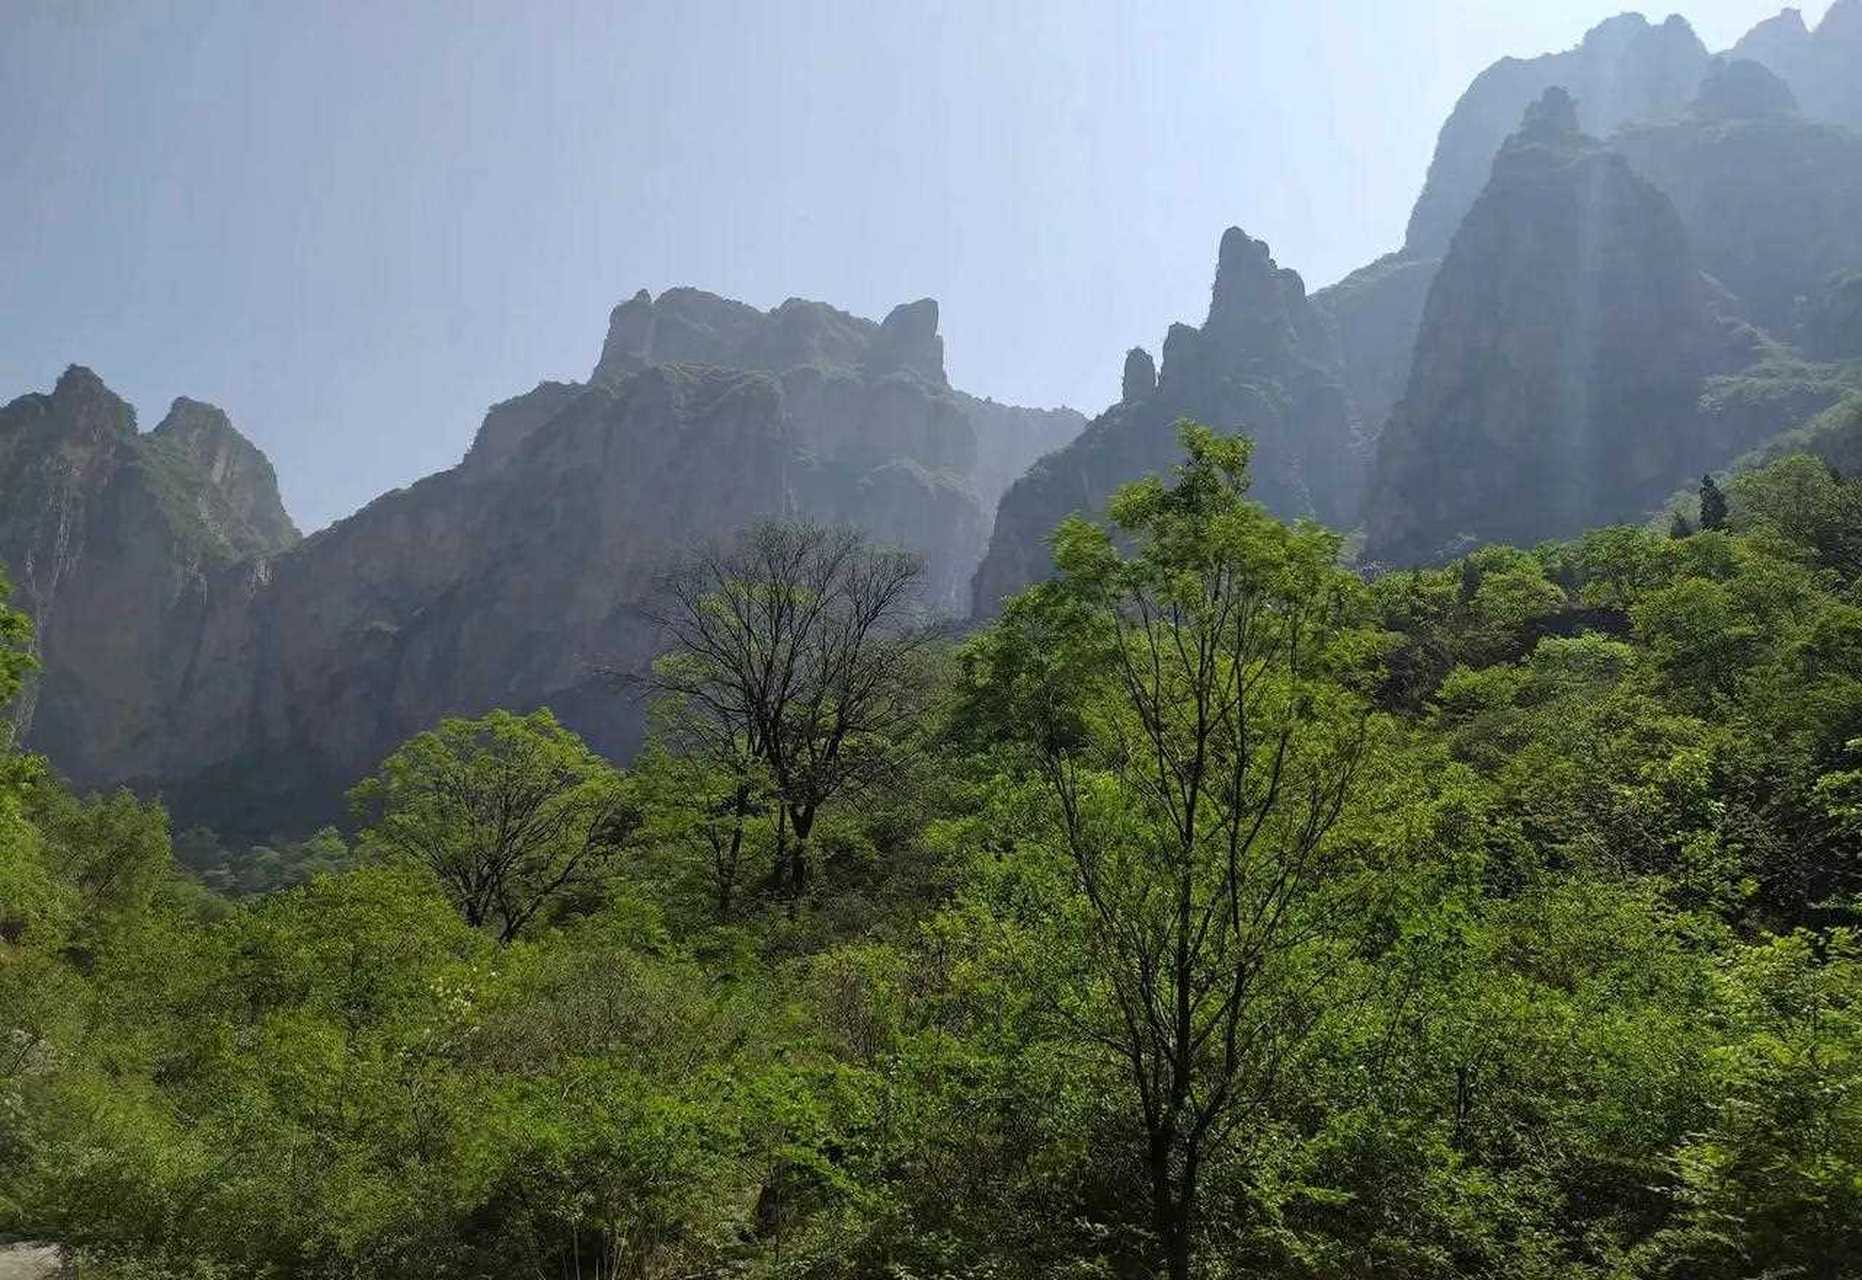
[772,803,790,896]
[789,806,816,896]
[1148,1123,1197,1280]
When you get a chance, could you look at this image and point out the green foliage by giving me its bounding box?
[172,825,357,897]
[350,709,636,943]
[9,445,1862,1277]
[0,570,33,716]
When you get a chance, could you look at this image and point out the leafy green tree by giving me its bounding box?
[0,570,33,720]
[968,423,1385,1280]
[351,710,636,942]
[174,825,356,896]
[1658,930,1862,1278]
[1729,452,1862,581]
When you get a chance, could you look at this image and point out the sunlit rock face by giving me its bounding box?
[0,369,298,785]
[583,285,1081,575]
[1404,14,1710,261]
[972,228,1364,616]
[0,293,1080,835]
[1363,90,1760,567]
[1611,59,1862,334]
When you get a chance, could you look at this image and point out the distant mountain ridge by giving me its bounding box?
[0,294,1081,835]
[968,2,1862,601]
[12,2,1862,834]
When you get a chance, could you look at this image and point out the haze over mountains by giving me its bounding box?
[7,3,1862,832]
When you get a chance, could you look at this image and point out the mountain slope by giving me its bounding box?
[1,294,1077,834]
[972,228,1362,615]
[1364,89,1759,565]
[1611,59,1862,334]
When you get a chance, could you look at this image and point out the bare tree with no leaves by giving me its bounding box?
[640,521,940,897]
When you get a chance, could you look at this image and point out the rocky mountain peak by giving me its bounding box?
[1121,347,1157,402]
[1404,12,1710,259]
[462,381,587,472]
[1517,85,1582,142]
[1692,58,1800,120]
[1169,226,1315,386]
[1735,6,1811,55]
[46,364,137,438]
[1732,0,1862,129]
[973,226,1361,616]
[1206,227,1303,332]
[1822,0,1862,40]
[1364,85,1753,566]
[591,286,939,388]
[867,298,946,384]
[1580,11,1697,58]
[594,289,657,383]
[147,397,300,556]
[1611,40,1862,332]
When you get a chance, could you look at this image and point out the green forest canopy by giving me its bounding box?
[3,426,1860,1279]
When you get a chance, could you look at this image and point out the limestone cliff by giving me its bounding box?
[0,368,298,780]
[1611,60,1862,333]
[1404,14,1710,261]
[971,228,1361,615]
[2,291,1075,834]
[1731,1,1862,132]
[1311,253,1440,441]
[1363,89,1760,566]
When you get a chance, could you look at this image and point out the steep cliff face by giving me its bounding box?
[576,287,1077,598]
[1404,14,1710,261]
[956,392,1085,522]
[154,363,813,832]
[1801,272,1862,360]
[971,228,1361,615]
[1311,253,1440,440]
[3,291,1076,833]
[1732,1,1862,131]
[0,368,298,780]
[1612,60,1862,333]
[1364,90,1759,566]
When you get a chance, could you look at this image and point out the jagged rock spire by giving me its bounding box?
[1121,347,1156,403]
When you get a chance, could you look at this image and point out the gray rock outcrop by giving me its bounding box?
[1611,59,1862,333]
[1363,90,1760,565]
[1,291,1077,835]
[972,228,1363,615]
[1404,14,1711,260]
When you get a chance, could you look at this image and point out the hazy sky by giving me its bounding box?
[1,0,1834,529]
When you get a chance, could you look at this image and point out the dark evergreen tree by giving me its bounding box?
[1700,473,1729,531]
[1669,510,1696,539]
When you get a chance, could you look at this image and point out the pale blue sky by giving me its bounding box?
[0,1,1832,528]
